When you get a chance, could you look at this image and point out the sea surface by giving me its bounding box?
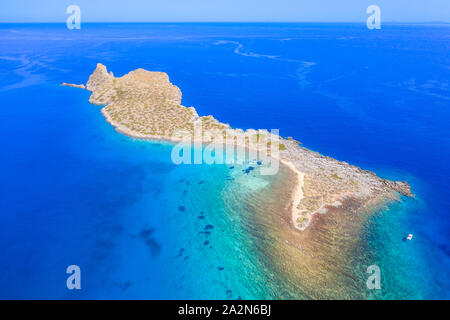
[0,23,449,299]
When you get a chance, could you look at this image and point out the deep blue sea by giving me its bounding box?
[0,23,449,299]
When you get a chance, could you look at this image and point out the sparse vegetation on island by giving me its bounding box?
[63,63,413,232]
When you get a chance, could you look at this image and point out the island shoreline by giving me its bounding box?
[63,63,413,232]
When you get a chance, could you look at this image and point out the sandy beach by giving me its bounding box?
[280,159,305,229]
[102,104,308,231]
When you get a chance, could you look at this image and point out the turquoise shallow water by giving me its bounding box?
[0,82,284,299]
[0,23,449,299]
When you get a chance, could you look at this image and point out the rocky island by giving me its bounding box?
[63,63,412,231]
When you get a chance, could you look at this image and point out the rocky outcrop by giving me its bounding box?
[86,63,113,91]
[61,83,85,89]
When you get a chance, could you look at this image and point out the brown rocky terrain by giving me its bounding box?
[64,63,412,231]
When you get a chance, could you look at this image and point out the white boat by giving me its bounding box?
[407,234,413,240]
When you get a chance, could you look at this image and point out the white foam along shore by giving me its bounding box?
[63,63,413,232]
